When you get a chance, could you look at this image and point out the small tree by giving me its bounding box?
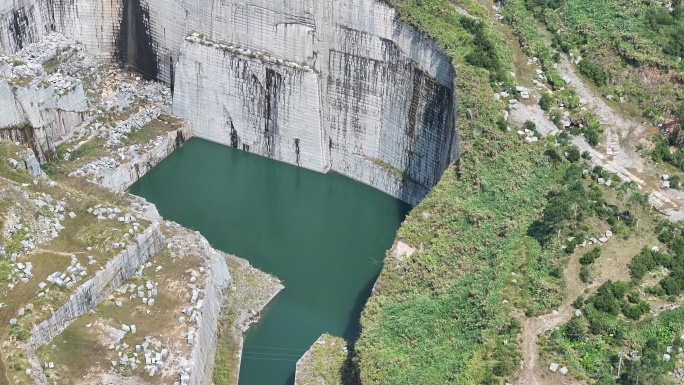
[566,146,581,162]
[564,317,586,342]
[539,93,553,112]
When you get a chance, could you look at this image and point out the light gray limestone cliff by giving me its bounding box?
[0,57,88,162]
[183,234,231,385]
[0,0,459,204]
[98,125,191,192]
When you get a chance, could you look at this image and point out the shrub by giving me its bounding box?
[564,317,586,342]
[40,162,58,176]
[580,265,591,282]
[539,93,553,111]
[669,175,681,189]
[621,300,650,320]
[579,248,601,265]
[565,146,580,162]
[573,295,585,309]
[629,248,657,279]
[578,59,607,86]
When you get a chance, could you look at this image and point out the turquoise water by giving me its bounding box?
[129,138,410,385]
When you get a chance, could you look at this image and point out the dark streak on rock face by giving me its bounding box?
[117,0,159,80]
[175,128,186,148]
[6,5,38,52]
[264,68,282,158]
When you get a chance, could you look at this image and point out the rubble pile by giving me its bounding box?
[45,255,89,289]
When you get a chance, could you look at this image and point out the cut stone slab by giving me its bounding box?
[549,363,559,372]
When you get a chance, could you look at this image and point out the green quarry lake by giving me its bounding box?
[130,138,411,385]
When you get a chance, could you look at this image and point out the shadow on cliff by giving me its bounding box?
[116,0,159,80]
[397,66,458,205]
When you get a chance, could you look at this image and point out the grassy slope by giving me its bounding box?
[356,1,684,384]
[355,1,560,383]
[523,0,684,119]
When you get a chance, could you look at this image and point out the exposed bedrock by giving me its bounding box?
[0,62,88,162]
[170,1,459,204]
[0,0,458,204]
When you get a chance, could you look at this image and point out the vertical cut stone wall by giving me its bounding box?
[169,0,458,204]
[185,236,231,385]
[0,0,458,204]
[28,223,165,348]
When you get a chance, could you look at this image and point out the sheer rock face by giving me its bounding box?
[0,60,88,162]
[1,0,457,204]
[169,0,458,204]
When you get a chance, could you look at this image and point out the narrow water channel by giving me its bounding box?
[129,138,411,385]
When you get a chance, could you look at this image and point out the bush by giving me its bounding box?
[565,146,580,162]
[591,281,628,315]
[580,265,591,283]
[669,175,681,189]
[9,326,29,342]
[579,248,601,265]
[629,248,657,279]
[40,162,58,176]
[621,300,650,320]
[564,317,586,342]
[661,275,684,296]
[539,93,553,111]
[524,120,537,131]
[578,59,607,86]
[496,117,508,132]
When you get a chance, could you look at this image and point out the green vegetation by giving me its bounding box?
[540,210,684,383]
[629,222,684,296]
[520,0,684,152]
[355,2,554,382]
[578,59,607,87]
[296,335,353,385]
[353,1,678,383]
[579,248,601,265]
[544,299,682,383]
[459,17,507,82]
[120,114,182,146]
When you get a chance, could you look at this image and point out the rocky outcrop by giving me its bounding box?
[294,334,349,385]
[73,123,192,192]
[184,233,231,385]
[102,125,190,191]
[0,58,88,162]
[28,222,165,348]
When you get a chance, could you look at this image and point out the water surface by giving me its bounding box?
[130,138,410,385]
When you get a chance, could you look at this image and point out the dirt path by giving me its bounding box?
[555,59,684,220]
[513,59,684,384]
[494,22,681,385]
[518,255,590,385]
